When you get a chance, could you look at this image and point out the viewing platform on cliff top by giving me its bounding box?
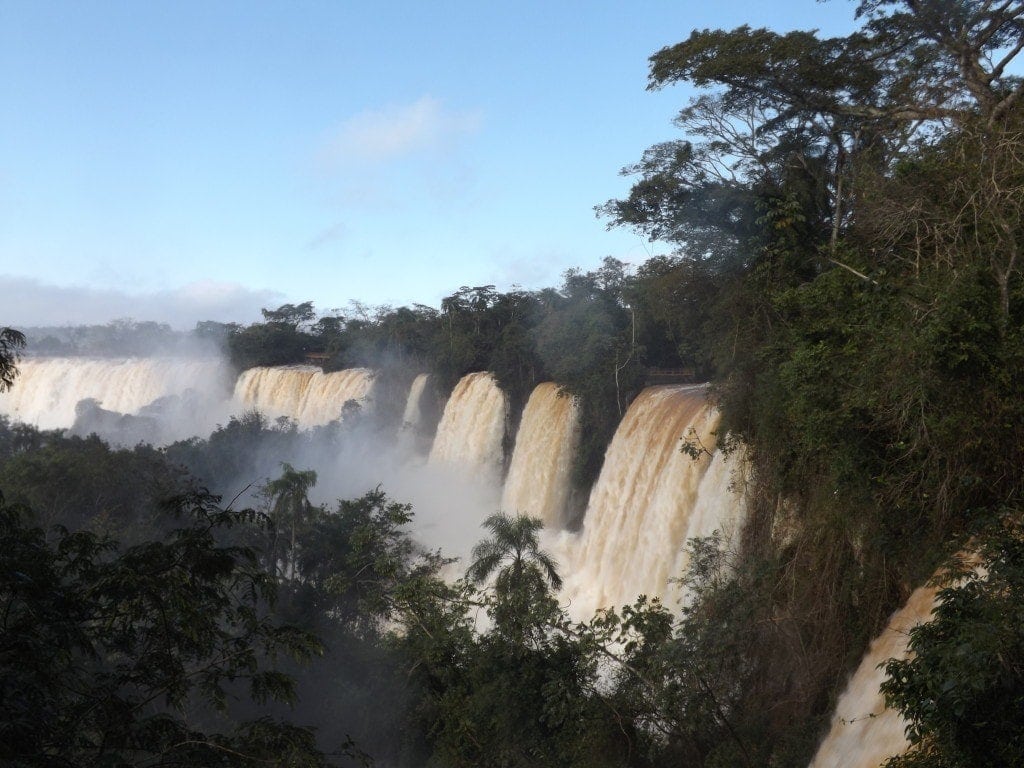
[302,352,332,366]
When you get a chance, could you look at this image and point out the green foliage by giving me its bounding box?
[574,536,829,768]
[881,517,1024,768]
[228,318,319,370]
[0,429,188,539]
[0,327,25,391]
[165,409,303,498]
[264,462,319,581]
[262,301,317,327]
[0,490,326,768]
[253,488,447,767]
[292,489,431,635]
[397,516,633,768]
[468,513,563,640]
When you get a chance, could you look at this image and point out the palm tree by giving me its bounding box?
[266,463,317,579]
[468,513,562,638]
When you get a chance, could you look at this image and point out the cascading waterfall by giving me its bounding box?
[808,585,938,768]
[428,372,508,481]
[4,355,973,764]
[396,373,435,456]
[500,382,579,528]
[401,373,431,433]
[233,366,375,428]
[665,445,749,607]
[0,356,232,431]
[554,385,746,617]
[5,361,747,611]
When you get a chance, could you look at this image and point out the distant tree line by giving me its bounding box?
[210,258,718,489]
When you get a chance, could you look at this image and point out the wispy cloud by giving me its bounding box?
[0,275,285,329]
[319,95,482,169]
[304,221,348,251]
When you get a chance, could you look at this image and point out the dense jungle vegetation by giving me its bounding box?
[4,1,1024,766]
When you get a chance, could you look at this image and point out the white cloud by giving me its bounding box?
[0,275,285,329]
[320,95,482,168]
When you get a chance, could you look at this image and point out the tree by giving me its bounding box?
[852,0,1024,126]
[297,489,430,635]
[398,516,627,768]
[0,327,25,392]
[0,431,186,538]
[535,260,644,488]
[262,302,317,329]
[604,2,1024,275]
[0,489,327,767]
[265,463,318,580]
[467,513,562,641]
[881,517,1024,767]
[255,489,445,767]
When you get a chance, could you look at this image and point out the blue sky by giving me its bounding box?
[1,1,859,327]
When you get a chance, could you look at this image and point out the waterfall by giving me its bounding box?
[233,366,375,428]
[401,373,431,433]
[429,372,508,481]
[500,382,579,528]
[665,445,749,607]
[0,356,232,432]
[807,586,938,768]
[554,385,746,617]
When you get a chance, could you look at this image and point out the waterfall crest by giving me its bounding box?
[0,357,231,431]
[500,383,579,528]
[429,372,507,480]
[233,366,374,427]
[808,586,938,768]
[555,385,745,616]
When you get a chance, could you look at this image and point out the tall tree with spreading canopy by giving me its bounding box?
[600,3,1024,765]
